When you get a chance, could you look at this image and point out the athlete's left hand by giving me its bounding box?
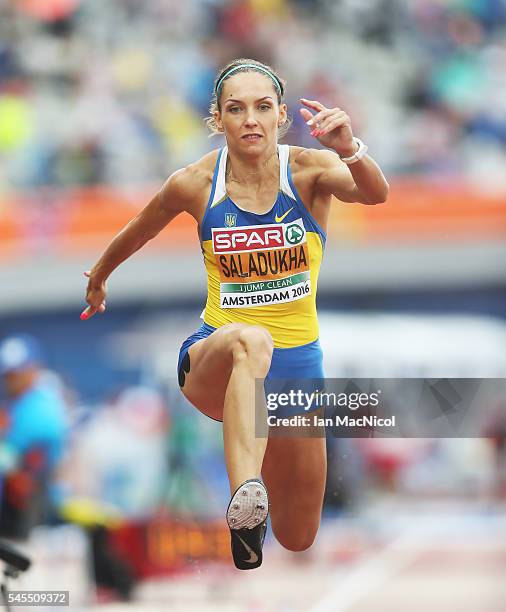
[300,98,357,157]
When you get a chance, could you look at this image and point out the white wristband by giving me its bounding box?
[339,137,368,164]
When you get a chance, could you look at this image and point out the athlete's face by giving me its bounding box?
[215,72,287,152]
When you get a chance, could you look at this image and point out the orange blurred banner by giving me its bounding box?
[1,181,505,261]
[109,517,231,579]
[328,179,506,246]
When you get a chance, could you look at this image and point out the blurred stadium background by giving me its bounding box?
[1,0,506,610]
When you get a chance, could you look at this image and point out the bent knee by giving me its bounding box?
[276,529,317,552]
[231,325,273,373]
[272,517,319,552]
[237,325,273,353]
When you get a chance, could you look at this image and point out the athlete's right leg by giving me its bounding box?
[179,323,273,494]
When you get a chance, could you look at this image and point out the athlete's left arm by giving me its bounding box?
[300,98,389,205]
[314,148,389,205]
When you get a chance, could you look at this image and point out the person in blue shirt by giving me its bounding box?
[0,335,67,539]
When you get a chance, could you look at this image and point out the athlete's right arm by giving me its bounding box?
[81,167,199,320]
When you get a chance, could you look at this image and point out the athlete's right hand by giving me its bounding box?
[81,271,107,320]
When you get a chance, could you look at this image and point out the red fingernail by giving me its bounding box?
[80,312,88,320]
[311,130,317,137]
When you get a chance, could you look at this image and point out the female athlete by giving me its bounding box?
[81,59,389,570]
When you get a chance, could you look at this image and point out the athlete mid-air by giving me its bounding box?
[82,58,388,569]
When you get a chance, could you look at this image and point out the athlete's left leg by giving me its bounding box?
[261,430,326,552]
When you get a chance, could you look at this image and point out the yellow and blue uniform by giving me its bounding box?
[177,145,326,413]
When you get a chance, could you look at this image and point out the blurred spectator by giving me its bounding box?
[0,334,67,540]
[0,81,34,155]
[484,403,506,500]
[64,386,169,519]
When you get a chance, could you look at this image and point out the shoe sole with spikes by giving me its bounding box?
[226,479,268,570]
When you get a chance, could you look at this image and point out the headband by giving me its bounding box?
[215,64,282,96]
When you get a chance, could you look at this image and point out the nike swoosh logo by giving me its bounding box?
[275,207,294,223]
[236,534,258,564]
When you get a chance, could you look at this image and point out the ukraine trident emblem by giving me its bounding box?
[225,213,237,227]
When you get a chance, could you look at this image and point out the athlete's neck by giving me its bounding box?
[226,145,279,188]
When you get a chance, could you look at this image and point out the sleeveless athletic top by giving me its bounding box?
[199,144,326,349]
